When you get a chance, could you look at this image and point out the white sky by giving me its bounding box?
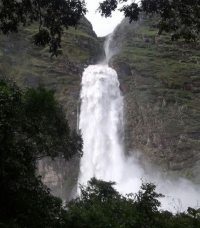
[85,0,125,37]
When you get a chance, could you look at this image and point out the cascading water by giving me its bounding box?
[78,65,125,185]
[78,35,200,212]
[78,33,143,193]
[104,33,114,62]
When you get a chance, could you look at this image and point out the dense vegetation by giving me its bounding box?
[0,0,86,55]
[0,78,82,227]
[0,13,104,199]
[65,178,200,228]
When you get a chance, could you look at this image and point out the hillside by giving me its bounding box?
[0,17,105,198]
[0,17,104,127]
[109,16,200,182]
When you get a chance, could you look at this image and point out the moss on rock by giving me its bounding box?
[110,16,200,182]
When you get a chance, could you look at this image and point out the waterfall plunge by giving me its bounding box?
[78,64,144,195]
[78,64,200,212]
[78,65,125,185]
[77,35,200,211]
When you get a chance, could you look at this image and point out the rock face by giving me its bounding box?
[0,17,105,198]
[109,17,200,183]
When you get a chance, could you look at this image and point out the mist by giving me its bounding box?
[115,151,200,212]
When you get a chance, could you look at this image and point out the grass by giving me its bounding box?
[112,26,200,89]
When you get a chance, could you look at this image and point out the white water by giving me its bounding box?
[78,64,200,212]
[104,34,114,63]
[78,36,200,211]
[78,65,125,185]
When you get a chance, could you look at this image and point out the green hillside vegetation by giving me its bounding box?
[0,17,104,127]
[112,17,200,96]
[0,78,82,228]
[0,17,104,199]
[110,16,200,182]
[0,17,103,102]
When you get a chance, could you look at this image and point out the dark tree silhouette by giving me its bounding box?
[98,0,200,42]
[0,0,86,56]
[0,78,82,227]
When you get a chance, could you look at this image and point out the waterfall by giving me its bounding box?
[77,61,146,198]
[104,33,114,63]
[77,35,200,212]
[77,64,200,212]
[78,65,125,185]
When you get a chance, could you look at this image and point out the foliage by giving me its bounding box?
[65,178,200,228]
[0,77,82,227]
[21,85,82,160]
[98,0,200,42]
[134,182,164,218]
[66,178,164,228]
[0,0,86,56]
[1,0,199,55]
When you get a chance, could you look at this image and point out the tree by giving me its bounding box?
[0,0,86,56]
[0,77,82,227]
[66,178,164,228]
[98,0,200,42]
[1,0,199,56]
[65,178,200,228]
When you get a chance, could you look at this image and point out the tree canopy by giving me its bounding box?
[0,0,86,56]
[66,177,200,228]
[98,0,200,42]
[1,0,200,56]
[0,78,82,227]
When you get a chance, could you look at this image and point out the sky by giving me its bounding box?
[85,0,125,37]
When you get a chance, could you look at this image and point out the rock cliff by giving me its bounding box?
[0,17,105,198]
[109,16,200,183]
